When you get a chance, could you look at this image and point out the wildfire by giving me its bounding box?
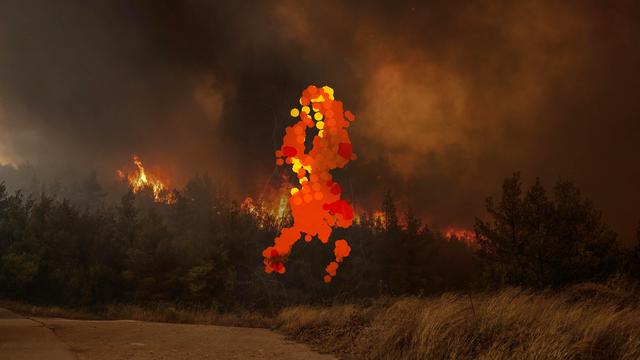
[372,210,386,226]
[444,227,477,246]
[242,172,294,228]
[118,155,175,204]
[241,194,290,228]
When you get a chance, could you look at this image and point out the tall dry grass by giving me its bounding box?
[275,282,640,359]
[5,281,640,359]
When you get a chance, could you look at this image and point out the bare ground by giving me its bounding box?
[1,308,335,360]
[43,317,335,360]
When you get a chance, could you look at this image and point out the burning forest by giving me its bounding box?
[2,1,640,359]
[117,155,176,204]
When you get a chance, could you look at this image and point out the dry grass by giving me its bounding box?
[4,282,640,359]
[275,282,640,359]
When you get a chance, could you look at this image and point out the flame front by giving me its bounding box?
[241,193,290,229]
[262,85,356,283]
[445,227,477,246]
[118,155,175,204]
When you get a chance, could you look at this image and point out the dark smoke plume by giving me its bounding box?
[0,0,639,240]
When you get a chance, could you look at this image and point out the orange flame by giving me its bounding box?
[372,210,386,226]
[262,85,356,283]
[118,155,175,204]
[241,193,290,229]
[444,227,477,247]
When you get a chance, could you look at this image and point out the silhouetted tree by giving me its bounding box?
[0,171,624,309]
[476,173,620,287]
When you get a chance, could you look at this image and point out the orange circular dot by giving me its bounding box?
[345,110,356,121]
[303,194,313,203]
[276,159,284,166]
[314,192,324,200]
[293,197,303,206]
[324,275,332,283]
[294,126,304,135]
[296,136,305,143]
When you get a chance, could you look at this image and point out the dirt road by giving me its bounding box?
[0,308,75,360]
[0,308,335,360]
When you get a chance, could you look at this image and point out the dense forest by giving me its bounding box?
[0,171,636,312]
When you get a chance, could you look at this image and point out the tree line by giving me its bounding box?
[0,172,636,310]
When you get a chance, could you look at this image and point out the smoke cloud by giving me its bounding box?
[0,0,639,240]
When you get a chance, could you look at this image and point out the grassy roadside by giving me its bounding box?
[0,301,272,328]
[4,281,640,359]
[275,282,640,359]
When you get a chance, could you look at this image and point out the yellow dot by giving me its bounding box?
[322,86,334,99]
[316,121,324,130]
[290,188,299,195]
[318,130,324,138]
[290,108,300,117]
[299,177,308,184]
[314,112,323,121]
[301,106,310,114]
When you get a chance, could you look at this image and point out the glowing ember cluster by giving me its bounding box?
[262,85,356,283]
[118,155,175,204]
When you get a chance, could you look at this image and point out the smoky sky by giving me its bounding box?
[0,0,639,240]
